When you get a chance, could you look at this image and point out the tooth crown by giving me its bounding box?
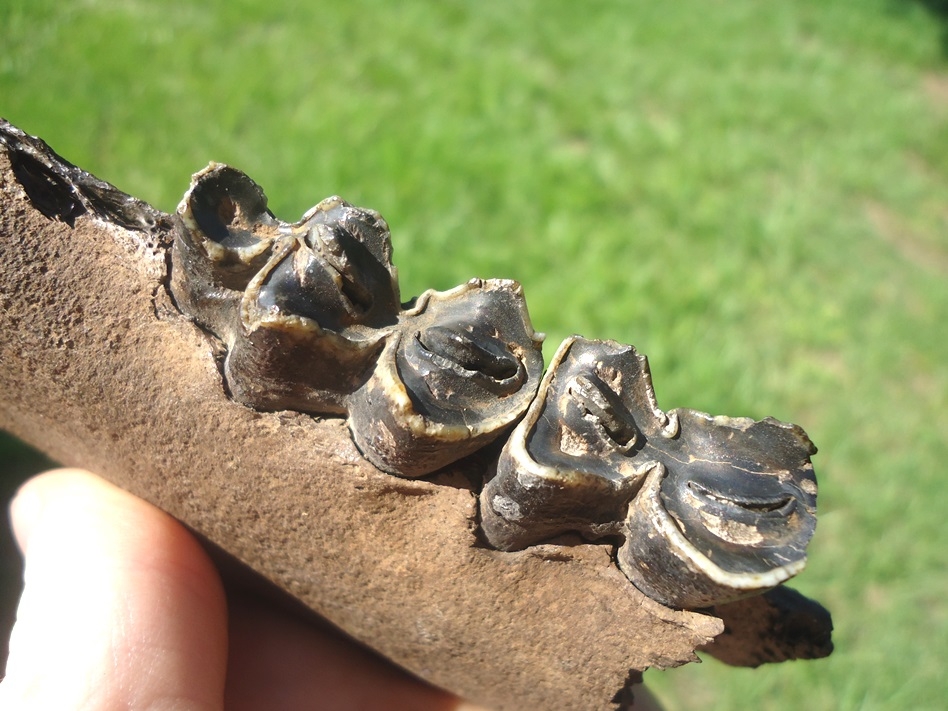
[171,164,544,476]
[480,336,819,609]
[171,164,820,608]
[170,164,279,343]
[480,337,668,549]
[348,279,544,476]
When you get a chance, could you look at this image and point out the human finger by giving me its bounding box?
[1,468,228,710]
[224,591,490,711]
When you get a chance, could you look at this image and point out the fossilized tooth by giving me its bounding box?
[619,411,817,609]
[170,165,402,413]
[348,278,544,478]
[223,308,390,415]
[480,336,818,609]
[224,199,401,414]
[170,163,279,340]
[254,195,400,332]
[480,336,679,550]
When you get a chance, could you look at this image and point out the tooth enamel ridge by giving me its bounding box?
[171,164,820,609]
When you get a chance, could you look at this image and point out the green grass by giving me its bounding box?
[2,1,947,708]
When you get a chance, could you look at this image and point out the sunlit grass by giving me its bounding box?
[2,1,947,708]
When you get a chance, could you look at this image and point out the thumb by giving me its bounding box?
[1,468,227,710]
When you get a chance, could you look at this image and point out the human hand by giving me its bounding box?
[0,468,489,710]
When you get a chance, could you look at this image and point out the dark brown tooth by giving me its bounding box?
[480,336,819,609]
[348,279,543,478]
[172,168,399,414]
[170,164,279,342]
[417,326,520,380]
[566,373,638,447]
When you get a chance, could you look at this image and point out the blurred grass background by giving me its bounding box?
[1,0,946,708]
